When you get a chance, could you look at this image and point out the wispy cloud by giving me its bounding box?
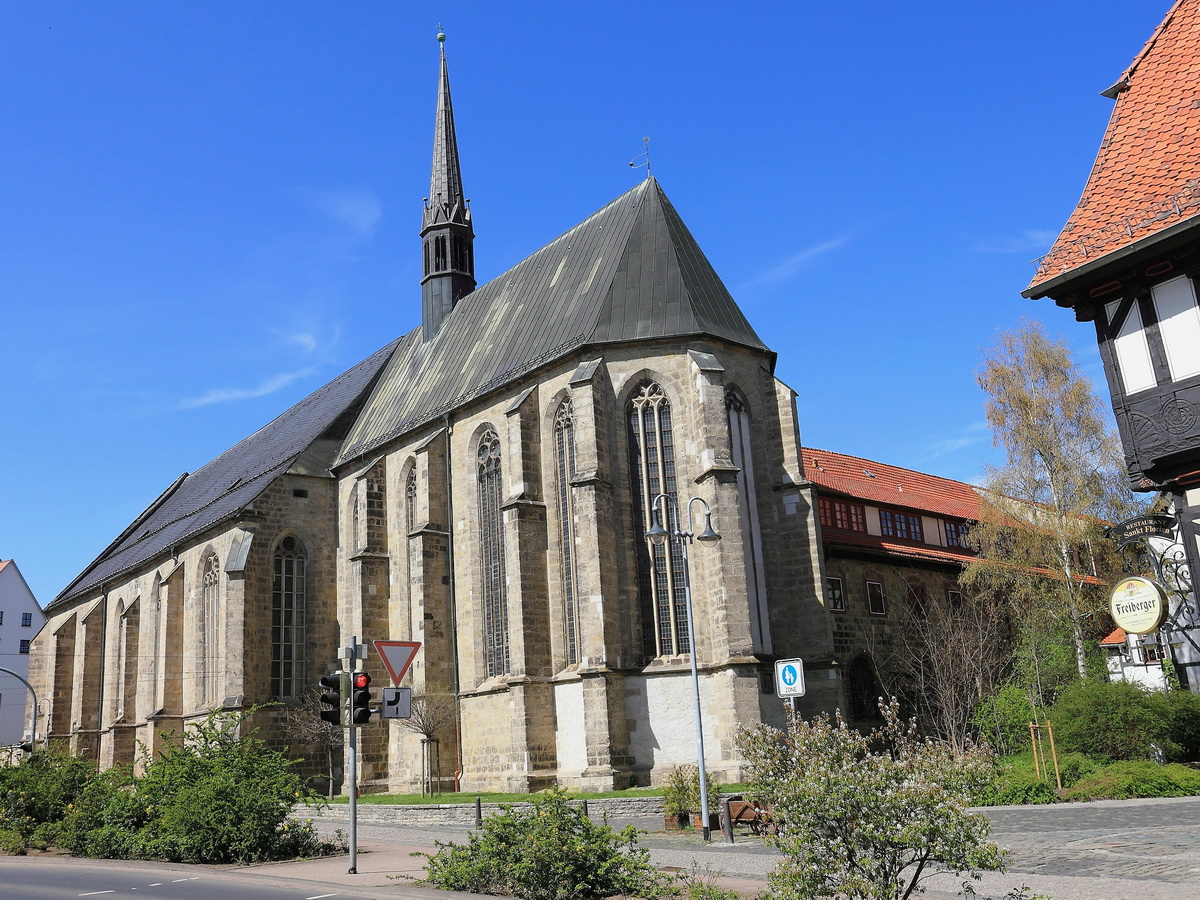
[280,331,318,354]
[921,421,991,461]
[738,236,852,291]
[972,229,1057,254]
[178,368,317,409]
[298,188,383,237]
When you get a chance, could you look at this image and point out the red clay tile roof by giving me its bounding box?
[803,448,980,520]
[1101,627,1129,646]
[822,529,976,567]
[1029,0,1200,289]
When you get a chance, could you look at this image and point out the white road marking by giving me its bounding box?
[306,894,342,899]
[78,893,115,897]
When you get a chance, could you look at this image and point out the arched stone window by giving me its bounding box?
[554,399,581,665]
[405,467,417,535]
[627,380,688,658]
[727,387,770,653]
[201,553,221,704]
[272,536,307,699]
[478,431,509,677]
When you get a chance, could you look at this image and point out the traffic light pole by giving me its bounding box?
[344,637,361,875]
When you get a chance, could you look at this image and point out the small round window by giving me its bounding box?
[281,535,298,553]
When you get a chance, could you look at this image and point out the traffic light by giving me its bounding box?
[319,672,347,726]
[351,671,374,725]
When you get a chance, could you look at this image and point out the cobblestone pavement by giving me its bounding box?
[311,796,1200,900]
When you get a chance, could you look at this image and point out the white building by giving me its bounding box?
[0,560,44,745]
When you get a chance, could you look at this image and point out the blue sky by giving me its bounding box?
[0,1,1167,606]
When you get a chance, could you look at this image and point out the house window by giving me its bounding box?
[904,581,927,618]
[554,399,581,665]
[947,589,964,610]
[826,577,845,612]
[1151,275,1200,382]
[945,520,970,548]
[478,430,510,677]
[880,508,923,542]
[21,612,32,627]
[271,536,307,699]
[201,553,221,704]
[819,497,866,533]
[0,612,4,625]
[628,380,689,658]
[1106,298,1156,393]
[866,581,886,616]
[728,387,770,653]
[19,640,30,654]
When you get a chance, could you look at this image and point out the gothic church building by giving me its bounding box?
[29,39,832,792]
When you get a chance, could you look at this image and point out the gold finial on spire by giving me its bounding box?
[628,137,652,180]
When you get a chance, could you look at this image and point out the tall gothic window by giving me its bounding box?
[727,387,770,653]
[405,467,417,535]
[628,380,689,658]
[272,536,307,698]
[554,399,581,665]
[202,553,221,704]
[478,431,509,677]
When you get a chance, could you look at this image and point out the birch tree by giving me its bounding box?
[961,320,1138,684]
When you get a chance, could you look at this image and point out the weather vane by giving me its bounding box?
[628,137,652,179]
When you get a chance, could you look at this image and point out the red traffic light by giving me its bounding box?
[353,672,371,689]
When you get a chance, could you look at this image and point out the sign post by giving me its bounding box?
[774,658,805,714]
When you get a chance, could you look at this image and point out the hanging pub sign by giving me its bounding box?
[1109,576,1168,635]
[1107,514,1177,546]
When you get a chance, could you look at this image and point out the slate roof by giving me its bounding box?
[1027,0,1200,292]
[51,340,399,609]
[337,178,769,464]
[802,448,981,521]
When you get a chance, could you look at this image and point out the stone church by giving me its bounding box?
[29,37,834,792]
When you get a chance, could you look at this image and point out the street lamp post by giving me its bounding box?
[645,493,720,841]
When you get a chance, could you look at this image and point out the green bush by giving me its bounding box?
[975,766,1058,806]
[974,684,1036,756]
[1164,688,1200,762]
[661,765,719,817]
[0,711,336,864]
[421,787,670,900]
[1061,760,1200,801]
[1050,679,1169,761]
[0,750,100,852]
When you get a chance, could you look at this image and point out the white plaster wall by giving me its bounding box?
[553,680,587,776]
[625,671,719,776]
[0,563,44,745]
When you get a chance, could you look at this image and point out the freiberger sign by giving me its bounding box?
[1109,576,1168,635]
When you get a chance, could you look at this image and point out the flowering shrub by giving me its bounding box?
[737,699,1005,900]
[421,786,670,900]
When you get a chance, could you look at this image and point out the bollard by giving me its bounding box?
[475,796,483,829]
[720,797,734,844]
[582,799,590,819]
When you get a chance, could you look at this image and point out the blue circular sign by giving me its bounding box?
[782,665,797,686]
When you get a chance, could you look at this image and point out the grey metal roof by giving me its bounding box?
[424,42,470,232]
[51,339,399,609]
[337,178,768,464]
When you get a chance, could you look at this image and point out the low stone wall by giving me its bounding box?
[308,794,664,826]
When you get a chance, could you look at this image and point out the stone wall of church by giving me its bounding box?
[327,335,826,793]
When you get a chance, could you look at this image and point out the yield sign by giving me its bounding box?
[373,641,422,686]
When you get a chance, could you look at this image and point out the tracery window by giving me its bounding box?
[271,536,307,699]
[628,380,689,658]
[727,387,770,653]
[478,431,509,677]
[405,467,417,535]
[554,399,581,665]
[201,553,221,704]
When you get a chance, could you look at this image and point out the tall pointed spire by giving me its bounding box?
[421,28,475,338]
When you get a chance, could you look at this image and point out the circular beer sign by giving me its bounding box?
[1109,576,1168,635]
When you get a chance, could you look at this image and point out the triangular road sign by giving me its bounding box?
[373,640,422,686]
